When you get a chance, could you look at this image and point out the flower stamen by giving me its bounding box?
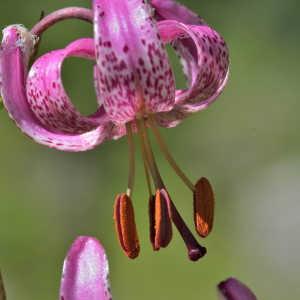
[193,177,215,238]
[125,122,135,198]
[114,193,140,259]
[148,114,195,192]
[149,189,173,250]
[136,117,206,261]
[136,117,164,190]
[136,118,153,198]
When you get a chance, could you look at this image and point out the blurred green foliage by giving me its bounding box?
[1,0,300,299]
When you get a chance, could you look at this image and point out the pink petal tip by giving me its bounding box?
[59,237,113,300]
[217,277,257,300]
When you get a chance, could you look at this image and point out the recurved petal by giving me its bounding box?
[149,0,208,90]
[93,0,175,126]
[217,278,257,300]
[179,69,229,114]
[154,20,229,127]
[157,21,229,104]
[27,38,111,135]
[0,26,118,151]
[153,104,191,128]
[154,69,228,128]
[149,0,208,26]
[59,237,113,300]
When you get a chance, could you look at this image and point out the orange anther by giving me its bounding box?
[149,189,172,250]
[114,194,140,259]
[193,177,215,238]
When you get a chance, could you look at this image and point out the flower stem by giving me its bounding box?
[30,7,93,36]
[148,114,195,192]
[126,122,135,198]
[29,10,45,68]
[0,270,6,300]
[0,97,4,111]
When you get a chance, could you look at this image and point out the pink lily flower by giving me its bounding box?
[0,0,229,260]
[59,236,257,300]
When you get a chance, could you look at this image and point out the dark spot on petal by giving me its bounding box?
[123,44,129,53]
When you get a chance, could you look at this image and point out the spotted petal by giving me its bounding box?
[153,20,229,127]
[0,26,119,151]
[149,0,208,26]
[93,0,175,126]
[59,237,113,300]
[27,37,111,135]
[149,0,208,90]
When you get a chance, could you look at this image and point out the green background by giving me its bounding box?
[0,0,299,299]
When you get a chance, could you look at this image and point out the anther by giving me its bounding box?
[114,193,140,259]
[149,189,173,250]
[193,177,215,238]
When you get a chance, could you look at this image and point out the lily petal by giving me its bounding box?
[149,0,208,26]
[149,0,208,90]
[59,237,113,300]
[0,26,119,151]
[157,21,229,105]
[93,0,175,126]
[27,38,111,135]
[217,277,257,300]
[153,20,229,127]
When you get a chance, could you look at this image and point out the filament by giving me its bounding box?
[148,114,195,192]
[125,122,135,198]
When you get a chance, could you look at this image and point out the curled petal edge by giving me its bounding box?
[154,20,229,127]
[0,25,119,152]
[149,0,208,26]
[149,0,208,88]
[27,37,111,135]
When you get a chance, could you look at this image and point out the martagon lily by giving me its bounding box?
[0,0,229,260]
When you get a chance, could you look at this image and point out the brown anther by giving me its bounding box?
[114,194,140,259]
[149,189,173,250]
[193,177,215,238]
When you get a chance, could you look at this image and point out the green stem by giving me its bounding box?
[0,270,6,300]
[0,97,4,111]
